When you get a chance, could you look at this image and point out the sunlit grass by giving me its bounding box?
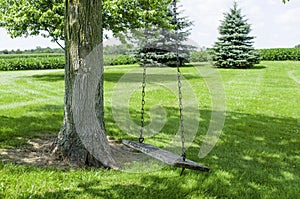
[0,61,299,198]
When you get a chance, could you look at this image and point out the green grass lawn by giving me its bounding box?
[0,61,299,198]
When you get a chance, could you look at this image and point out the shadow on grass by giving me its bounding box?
[103,72,203,83]
[22,68,203,84]
[17,175,211,199]
[0,105,63,148]
[104,108,299,198]
[252,65,267,69]
[28,73,65,82]
[216,65,267,70]
[1,106,299,198]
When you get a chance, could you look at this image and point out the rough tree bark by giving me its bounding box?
[53,0,118,169]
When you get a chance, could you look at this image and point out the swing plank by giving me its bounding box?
[122,140,210,172]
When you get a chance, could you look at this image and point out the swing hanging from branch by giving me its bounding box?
[122,0,210,174]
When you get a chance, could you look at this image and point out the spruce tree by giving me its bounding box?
[137,1,194,67]
[212,2,260,68]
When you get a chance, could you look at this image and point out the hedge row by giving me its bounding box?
[0,56,65,71]
[188,48,300,62]
[105,54,137,65]
[0,54,137,71]
[259,48,300,61]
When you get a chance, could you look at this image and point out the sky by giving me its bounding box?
[0,0,300,50]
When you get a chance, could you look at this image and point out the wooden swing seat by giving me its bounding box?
[122,140,210,172]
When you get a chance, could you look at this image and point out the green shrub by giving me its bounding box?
[109,54,137,65]
[104,54,119,66]
[259,48,300,61]
[189,50,210,62]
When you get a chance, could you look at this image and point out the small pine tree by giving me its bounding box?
[212,2,260,68]
[137,1,195,67]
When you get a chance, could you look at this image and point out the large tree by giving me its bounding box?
[55,0,118,168]
[212,1,260,69]
[58,0,174,168]
[0,0,173,168]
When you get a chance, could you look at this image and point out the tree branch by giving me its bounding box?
[55,40,65,51]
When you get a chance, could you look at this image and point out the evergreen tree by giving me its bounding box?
[137,1,195,67]
[212,2,260,68]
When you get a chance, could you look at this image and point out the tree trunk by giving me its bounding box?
[53,0,118,169]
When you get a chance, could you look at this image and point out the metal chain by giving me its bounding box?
[173,0,186,161]
[139,61,146,143]
[139,6,150,143]
[177,70,186,160]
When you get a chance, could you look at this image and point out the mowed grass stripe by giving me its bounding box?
[0,69,64,110]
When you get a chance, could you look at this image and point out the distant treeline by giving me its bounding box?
[0,47,64,54]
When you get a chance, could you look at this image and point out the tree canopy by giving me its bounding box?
[0,0,64,47]
[0,0,172,48]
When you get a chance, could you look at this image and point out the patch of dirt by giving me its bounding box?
[0,135,148,169]
[0,135,72,169]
